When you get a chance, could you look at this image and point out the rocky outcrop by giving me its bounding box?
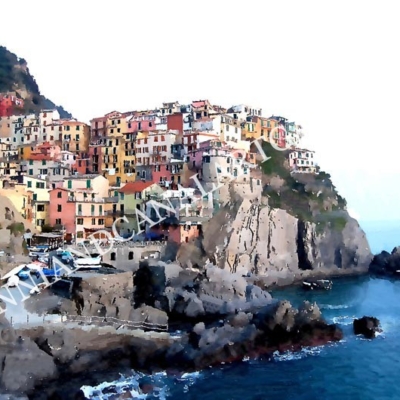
[194,181,372,287]
[0,298,342,399]
[369,247,400,277]
[353,316,381,339]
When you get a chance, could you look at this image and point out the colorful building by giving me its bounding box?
[23,175,50,231]
[116,181,163,235]
[61,120,90,154]
[289,149,317,173]
[49,175,117,241]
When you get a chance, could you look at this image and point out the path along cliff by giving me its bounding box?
[177,143,372,286]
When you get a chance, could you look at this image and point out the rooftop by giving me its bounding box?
[119,181,155,194]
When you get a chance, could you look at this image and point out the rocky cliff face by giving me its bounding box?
[178,151,372,286]
[200,191,371,286]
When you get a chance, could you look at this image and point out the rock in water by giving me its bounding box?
[353,316,381,338]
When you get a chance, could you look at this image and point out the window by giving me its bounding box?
[77,218,83,225]
[27,181,32,188]
[29,169,33,175]
[33,194,37,201]
[91,204,95,215]
[91,218,96,225]
[68,180,72,189]
[86,180,91,188]
[128,252,133,260]
[99,205,103,215]
[29,160,33,165]
[55,218,61,225]
[57,204,62,212]
[37,204,45,212]
[36,182,45,189]
[98,219,104,225]
[110,252,116,261]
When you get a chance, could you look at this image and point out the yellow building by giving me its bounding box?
[62,120,90,154]
[101,112,137,186]
[19,143,34,161]
[0,182,33,224]
[23,175,50,231]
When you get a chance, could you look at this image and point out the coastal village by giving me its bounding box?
[0,93,317,247]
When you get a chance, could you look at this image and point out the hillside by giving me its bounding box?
[0,46,72,118]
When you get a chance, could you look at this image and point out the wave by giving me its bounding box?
[80,370,203,399]
[319,304,352,310]
[80,372,169,399]
[332,315,356,325]
[272,346,324,362]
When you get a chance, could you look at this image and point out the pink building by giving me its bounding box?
[168,223,201,244]
[48,188,76,235]
[190,139,229,170]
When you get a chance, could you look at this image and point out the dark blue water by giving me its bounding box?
[82,276,400,400]
[82,226,400,400]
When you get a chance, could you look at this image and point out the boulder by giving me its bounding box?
[1,337,57,393]
[353,316,381,339]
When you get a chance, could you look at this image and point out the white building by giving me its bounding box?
[158,101,181,117]
[289,148,317,173]
[39,109,61,128]
[227,104,262,121]
[135,131,178,165]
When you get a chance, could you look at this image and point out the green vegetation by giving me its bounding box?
[0,46,72,118]
[259,141,348,232]
[7,222,25,235]
[41,224,54,233]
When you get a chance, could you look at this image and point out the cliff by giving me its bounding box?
[178,143,372,286]
[0,46,71,118]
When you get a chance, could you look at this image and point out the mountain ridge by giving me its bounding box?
[0,45,72,118]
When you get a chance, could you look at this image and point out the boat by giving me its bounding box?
[74,256,102,269]
[7,275,19,287]
[29,246,50,258]
[302,279,333,290]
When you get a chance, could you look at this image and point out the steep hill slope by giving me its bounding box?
[0,46,71,118]
[177,142,372,286]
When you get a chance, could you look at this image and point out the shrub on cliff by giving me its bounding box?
[7,222,25,236]
[260,141,348,231]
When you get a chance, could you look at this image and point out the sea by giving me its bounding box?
[81,222,400,400]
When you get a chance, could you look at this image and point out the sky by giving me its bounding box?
[1,0,400,223]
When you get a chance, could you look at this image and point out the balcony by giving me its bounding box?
[105,210,124,216]
[67,196,118,203]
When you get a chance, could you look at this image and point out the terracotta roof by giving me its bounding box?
[119,181,155,194]
[192,100,208,108]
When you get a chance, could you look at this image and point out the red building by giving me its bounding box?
[0,94,24,117]
[88,144,103,174]
[152,164,172,186]
[72,152,91,175]
[167,113,183,133]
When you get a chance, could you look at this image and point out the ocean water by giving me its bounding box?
[82,227,400,400]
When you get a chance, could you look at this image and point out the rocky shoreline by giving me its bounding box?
[0,261,345,399]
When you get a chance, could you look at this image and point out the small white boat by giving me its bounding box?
[7,275,20,287]
[74,256,102,268]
